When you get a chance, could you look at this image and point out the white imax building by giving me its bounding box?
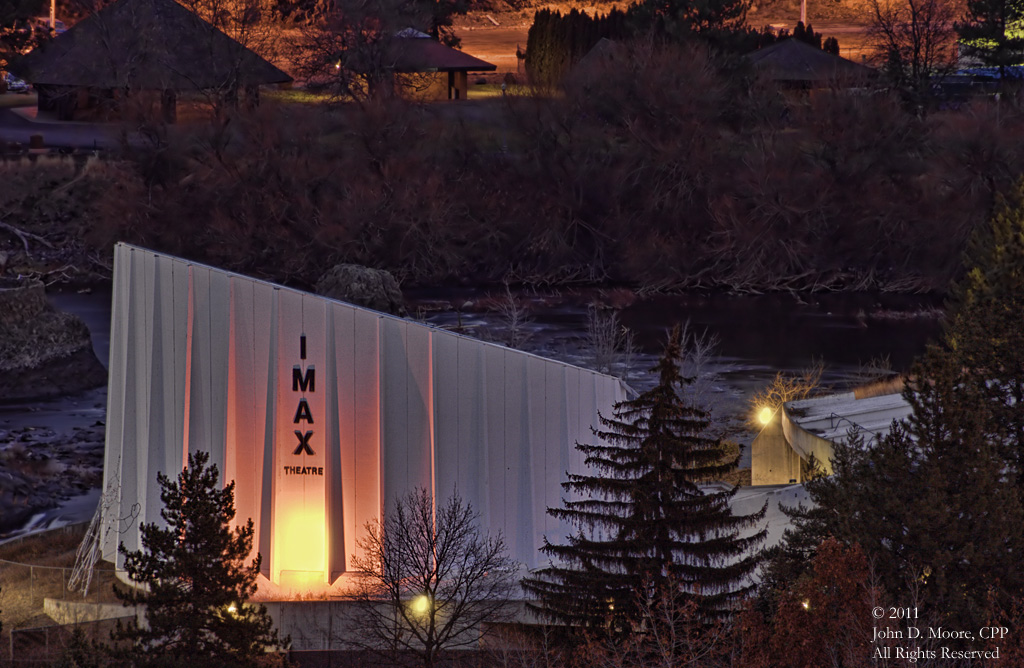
[101,244,629,595]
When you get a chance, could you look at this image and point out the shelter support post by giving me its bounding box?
[161,89,177,124]
[245,84,260,109]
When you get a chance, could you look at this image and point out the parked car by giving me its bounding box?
[3,73,30,93]
[33,17,67,34]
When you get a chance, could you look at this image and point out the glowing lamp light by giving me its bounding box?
[801,600,810,611]
[227,603,237,614]
[411,594,432,616]
[757,406,774,425]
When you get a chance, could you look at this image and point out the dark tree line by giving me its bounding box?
[523,1,842,87]
[525,8,629,87]
[63,31,1024,295]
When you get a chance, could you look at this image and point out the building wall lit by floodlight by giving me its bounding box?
[101,244,629,595]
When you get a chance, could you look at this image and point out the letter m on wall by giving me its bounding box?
[293,367,315,392]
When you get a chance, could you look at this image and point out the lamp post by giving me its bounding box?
[49,0,55,30]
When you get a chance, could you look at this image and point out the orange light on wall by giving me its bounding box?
[279,566,328,592]
[275,507,326,585]
[272,313,329,588]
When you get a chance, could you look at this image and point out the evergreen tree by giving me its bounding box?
[631,0,750,46]
[957,0,1024,77]
[792,20,807,41]
[525,8,622,86]
[773,362,1024,628]
[945,182,1024,496]
[111,451,287,668]
[792,21,823,48]
[524,326,767,634]
[764,185,1024,628]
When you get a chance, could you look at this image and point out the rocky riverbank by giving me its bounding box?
[0,420,105,538]
[0,280,107,401]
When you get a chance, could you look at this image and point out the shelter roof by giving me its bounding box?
[577,38,626,67]
[13,0,292,89]
[388,34,496,73]
[747,38,873,83]
[786,391,912,445]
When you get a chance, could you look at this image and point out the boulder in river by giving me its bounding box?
[0,279,107,401]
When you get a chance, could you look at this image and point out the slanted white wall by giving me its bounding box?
[101,244,629,593]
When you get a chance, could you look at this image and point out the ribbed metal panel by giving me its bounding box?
[102,244,630,588]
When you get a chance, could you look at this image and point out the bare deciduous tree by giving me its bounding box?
[747,361,824,429]
[577,578,734,668]
[585,305,635,379]
[345,488,520,668]
[494,284,534,349]
[869,0,958,99]
[294,0,466,102]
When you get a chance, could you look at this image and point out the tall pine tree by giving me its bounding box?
[945,182,1024,498]
[524,326,766,634]
[111,451,287,668]
[956,0,1024,77]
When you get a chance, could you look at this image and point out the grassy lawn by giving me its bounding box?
[263,87,336,105]
[469,83,509,99]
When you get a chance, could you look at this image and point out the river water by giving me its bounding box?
[406,288,944,416]
[1,287,943,509]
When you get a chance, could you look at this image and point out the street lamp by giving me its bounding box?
[411,594,431,616]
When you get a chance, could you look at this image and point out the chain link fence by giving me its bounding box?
[8,617,117,666]
[0,523,127,665]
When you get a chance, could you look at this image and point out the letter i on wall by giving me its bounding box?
[273,295,328,589]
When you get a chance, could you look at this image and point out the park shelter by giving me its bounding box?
[751,380,911,485]
[100,245,630,596]
[12,0,291,121]
[387,30,496,100]
[747,38,873,88]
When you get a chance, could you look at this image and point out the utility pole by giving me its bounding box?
[800,0,807,25]
[49,0,55,29]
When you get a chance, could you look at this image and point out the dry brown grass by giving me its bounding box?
[0,525,119,648]
[710,441,752,487]
[720,467,753,488]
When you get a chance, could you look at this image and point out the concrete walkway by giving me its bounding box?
[0,103,119,149]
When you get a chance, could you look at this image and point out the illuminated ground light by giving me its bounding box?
[411,594,432,616]
[757,406,774,425]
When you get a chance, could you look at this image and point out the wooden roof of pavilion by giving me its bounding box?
[12,0,292,90]
[747,38,873,84]
[387,33,496,73]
